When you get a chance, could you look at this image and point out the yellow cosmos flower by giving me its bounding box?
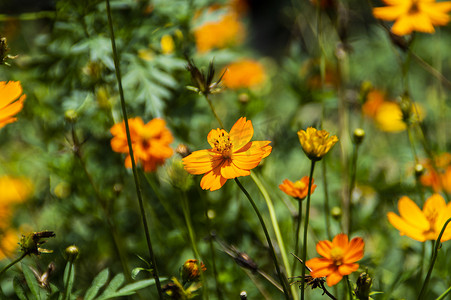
[183,117,272,191]
[0,81,26,129]
[279,176,316,200]
[161,34,175,55]
[374,101,424,132]
[306,233,365,287]
[373,0,451,36]
[297,127,338,161]
[194,13,244,53]
[221,59,266,89]
[388,194,451,242]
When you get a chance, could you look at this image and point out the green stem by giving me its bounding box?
[234,178,291,300]
[180,192,208,299]
[250,173,298,299]
[292,192,302,277]
[347,143,360,235]
[346,275,354,300]
[105,0,162,297]
[300,160,316,300]
[205,94,224,128]
[417,218,451,300]
[435,286,451,300]
[0,252,26,278]
[322,159,332,240]
[64,262,73,300]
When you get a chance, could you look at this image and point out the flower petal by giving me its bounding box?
[332,233,349,249]
[306,257,331,273]
[200,167,228,191]
[316,240,333,259]
[398,196,429,231]
[338,263,359,276]
[387,212,426,242]
[220,159,250,179]
[232,141,272,170]
[183,150,224,175]
[0,81,23,110]
[229,117,254,150]
[343,237,364,263]
[373,5,407,21]
[325,272,343,287]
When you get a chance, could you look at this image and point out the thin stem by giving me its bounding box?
[347,143,360,235]
[320,281,338,300]
[435,286,451,300]
[0,252,26,278]
[417,218,451,299]
[64,262,73,300]
[250,172,297,298]
[406,125,419,164]
[105,0,162,297]
[292,194,302,277]
[322,159,332,240]
[205,94,224,128]
[181,192,208,299]
[346,275,354,300]
[234,178,291,300]
[301,160,316,300]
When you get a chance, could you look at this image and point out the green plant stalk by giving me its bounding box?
[347,143,360,235]
[234,178,291,300]
[300,160,316,300]
[345,275,354,300]
[64,261,73,300]
[250,172,297,299]
[205,94,224,128]
[0,252,26,278]
[322,159,332,240]
[417,218,451,299]
[435,286,451,300]
[105,0,162,297]
[181,192,208,300]
[291,194,302,278]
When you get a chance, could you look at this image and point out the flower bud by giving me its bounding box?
[414,163,425,178]
[331,206,342,220]
[65,245,79,263]
[240,291,247,299]
[355,272,372,300]
[64,109,78,123]
[181,259,206,283]
[353,128,365,145]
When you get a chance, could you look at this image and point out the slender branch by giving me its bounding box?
[435,285,451,300]
[0,252,27,278]
[320,281,338,300]
[418,218,451,299]
[234,178,291,300]
[301,160,316,300]
[205,94,224,128]
[105,0,162,297]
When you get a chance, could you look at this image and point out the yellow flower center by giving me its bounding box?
[330,247,344,266]
[423,206,439,237]
[293,180,307,190]
[212,132,233,158]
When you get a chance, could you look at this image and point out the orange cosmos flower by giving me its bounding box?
[373,0,451,36]
[194,13,244,53]
[297,127,338,161]
[110,117,173,172]
[420,153,451,194]
[0,81,26,129]
[306,233,364,287]
[362,90,386,118]
[279,176,316,200]
[221,59,266,89]
[182,117,272,191]
[388,194,451,242]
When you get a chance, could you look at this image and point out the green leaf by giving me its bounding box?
[13,276,27,300]
[22,263,40,300]
[95,279,158,300]
[84,268,109,300]
[131,267,150,280]
[97,273,124,298]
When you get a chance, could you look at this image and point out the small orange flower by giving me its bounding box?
[221,59,266,89]
[388,194,451,242]
[306,233,364,287]
[194,13,244,53]
[0,229,19,260]
[110,117,173,172]
[420,153,451,194]
[362,90,386,118]
[181,259,207,282]
[0,81,26,129]
[279,176,316,200]
[373,0,451,36]
[183,117,272,191]
[297,127,338,161]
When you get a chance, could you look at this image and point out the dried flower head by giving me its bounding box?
[186,59,225,96]
[19,231,55,256]
[181,259,206,283]
[297,127,338,161]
